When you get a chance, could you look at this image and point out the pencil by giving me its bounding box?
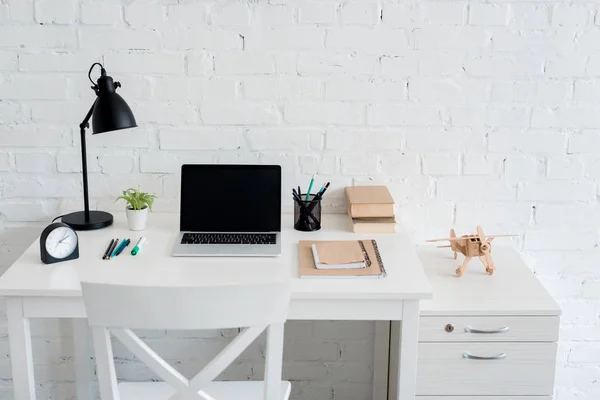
[115,239,131,256]
[102,239,114,260]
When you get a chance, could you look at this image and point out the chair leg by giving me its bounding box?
[91,327,120,400]
[264,323,285,400]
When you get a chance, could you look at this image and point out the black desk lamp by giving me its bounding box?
[61,63,137,230]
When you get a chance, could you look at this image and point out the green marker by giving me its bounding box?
[131,237,147,256]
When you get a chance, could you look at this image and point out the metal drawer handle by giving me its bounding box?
[462,352,507,360]
[464,326,509,334]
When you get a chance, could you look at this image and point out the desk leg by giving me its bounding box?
[389,300,420,400]
[73,319,94,399]
[6,298,36,400]
[373,321,390,400]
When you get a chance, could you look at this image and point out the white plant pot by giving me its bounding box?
[126,207,148,231]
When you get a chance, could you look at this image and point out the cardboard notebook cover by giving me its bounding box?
[299,240,386,279]
[350,217,397,234]
[345,186,395,218]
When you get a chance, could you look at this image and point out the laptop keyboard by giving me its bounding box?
[181,233,277,245]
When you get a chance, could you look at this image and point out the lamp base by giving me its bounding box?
[62,211,113,231]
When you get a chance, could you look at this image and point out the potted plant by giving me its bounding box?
[116,186,157,231]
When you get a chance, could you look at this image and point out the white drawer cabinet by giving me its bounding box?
[408,247,560,400]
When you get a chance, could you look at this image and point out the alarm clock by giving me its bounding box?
[40,222,79,264]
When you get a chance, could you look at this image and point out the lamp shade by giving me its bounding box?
[91,74,137,134]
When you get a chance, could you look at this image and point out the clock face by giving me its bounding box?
[45,226,78,259]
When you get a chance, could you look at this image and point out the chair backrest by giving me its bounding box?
[82,281,291,400]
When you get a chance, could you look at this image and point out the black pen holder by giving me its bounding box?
[294,194,322,232]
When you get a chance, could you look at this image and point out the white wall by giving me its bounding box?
[0,0,599,399]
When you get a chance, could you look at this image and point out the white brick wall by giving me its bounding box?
[0,0,599,399]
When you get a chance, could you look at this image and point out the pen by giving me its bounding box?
[102,239,114,260]
[109,238,120,259]
[131,237,147,256]
[298,186,302,197]
[106,238,118,260]
[305,174,315,201]
[115,239,130,256]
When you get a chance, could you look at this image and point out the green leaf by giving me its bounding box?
[115,186,157,211]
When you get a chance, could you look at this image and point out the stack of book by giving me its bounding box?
[344,186,396,233]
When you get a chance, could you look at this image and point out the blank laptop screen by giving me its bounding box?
[180,165,281,232]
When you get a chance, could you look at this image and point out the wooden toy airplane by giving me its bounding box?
[427,226,517,277]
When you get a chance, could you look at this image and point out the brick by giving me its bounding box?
[0,26,76,48]
[0,51,17,70]
[124,4,165,28]
[486,106,531,128]
[410,79,487,104]
[0,3,7,22]
[405,129,485,152]
[418,51,463,76]
[488,131,565,154]
[582,156,600,178]
[437,177,516,201]
[104,52,184,74]
[469,5,508,26]
[367,104,441,126]
[380,153,420,176]
[98,155,135,174]
[325,79,404,101]
[246,28,324,51]
[456,202,531,226]
[89,174,163,198]
[0,153,10,171]
[327,27,409,53]
[0,175,81,198]
[420,2,465,26]
[167,3,208,26]
[380,55,419,78]
[416,27,491,51]
[57,150,99,173]
[326,128,404,151]
[508,4,550,28]
[340,1,380,25]
[535,203,600,226]
[297,53,378,76]
[81,3,121,25]
[582,281,600,299]
[381,3,414,27]
[134,102,197,125]
[244,128,318,151]
[463,54,544,78]
[15,153,55,173]
[532,107,600,129]
[518,181,595,201]
[201,103,278,125]
[187,51,214,77]
[242,77,320,101]
[570,131,600,153]
[300,155,336,175]
[252,5,295,26]
[553,5,590,27]
[210,3,250,26]
[35,0,77,24]
[79,28,160,50]
[463,154,502,176]
[285,103,364,125]
[140,151,215,174]
[214,53,275,75]
[19,52,100,72]
[298,1,337,24]
[505,157,544,180]
[546,56,586,78]
[573,80,600,102]
[91,127,153,149]
[422,153,460,175]
[0,126,70,147]
[340,156,379,175]
[153,76,203,101]
[492,80,567,105]
[313,321,374,340]
[0,102,24,123]
[547,157,584,179]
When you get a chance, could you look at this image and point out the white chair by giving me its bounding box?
[81,281,291,400]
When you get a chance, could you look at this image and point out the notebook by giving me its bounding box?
[299,240,386,279]
[311,242,366,269]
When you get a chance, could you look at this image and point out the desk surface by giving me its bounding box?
[0,214,432,301]
[417,246,560,316]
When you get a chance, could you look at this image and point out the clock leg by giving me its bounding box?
[7,298,36,400]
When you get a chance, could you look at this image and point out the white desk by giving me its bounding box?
[0,213,432,400]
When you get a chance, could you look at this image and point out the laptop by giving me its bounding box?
[171,164,282,257]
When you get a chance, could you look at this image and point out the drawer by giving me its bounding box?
[418,397,550,400]
[419,316,559,342]
[416,342,557,396]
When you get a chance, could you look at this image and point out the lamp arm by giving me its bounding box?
[79,99,97,221]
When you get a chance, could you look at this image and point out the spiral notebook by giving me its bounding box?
[298,240,386,279]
